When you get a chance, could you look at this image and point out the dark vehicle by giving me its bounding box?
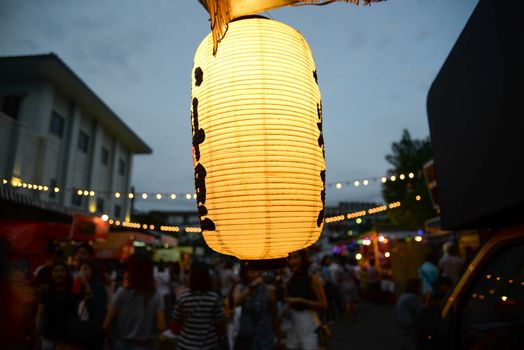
[426,0,524,349]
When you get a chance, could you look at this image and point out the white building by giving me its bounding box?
[0,54,152,220]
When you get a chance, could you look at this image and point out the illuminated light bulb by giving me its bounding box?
[408,172,415,178]
[384,252,391,258]
[414,236,423,242]
[108,219,114,224]
[115,192,121,198]
[142,224,147,229]
[83,190,89,196]
[193,193,197,199]
[89,191,95,197]
[390,175,396,182]
[156,193,162,200]
[43,186,48,191]
[22,183,27,188]
[142,193,148,199]
[128,193,134,199]
[335,182,342,189]
[77,190,83,196]
[115,220,121,226]
[383,238,389,244]
[501,296,508,301]
[2,179,7,185]
[399,174,405,180]
[171,194,177,200]
[150,225,155,230]
[356,218,362,224]
[378,235,385,242]
[415,195,421,201]
[381,177,387,183]
[185,193,192,200]
[355,253,362,260]
[101,214,109,221]
[354,180,360,187]
[486,274,492,279]
[38,185,43,191]
[363,179,369,186]
[28,184,33,189]
[54,187,60,193]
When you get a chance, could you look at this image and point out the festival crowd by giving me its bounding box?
[0,238,465,350]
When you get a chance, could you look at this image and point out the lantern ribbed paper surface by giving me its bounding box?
[191,17,325,260]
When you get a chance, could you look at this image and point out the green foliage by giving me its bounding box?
[382,129,436,229]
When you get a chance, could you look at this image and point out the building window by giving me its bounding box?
[1,96,22,120]
[101,147,109,166]
[78,131,89,153]
[118,158,125,176]
[49,112,65,138]
[72,188,82,207]
[114,205,121,218]
[96,198,104,213]
[49,179,57,199]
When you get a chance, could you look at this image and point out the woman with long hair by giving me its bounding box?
[284,249,327,350]
[35,261,79,350]
[171,261,225,350]
[103,252,166,350]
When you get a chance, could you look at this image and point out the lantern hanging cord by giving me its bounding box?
[203,0,386,55]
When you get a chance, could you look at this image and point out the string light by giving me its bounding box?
[170,194,177,200]
[115,192,121,198]
[325,200,403,224]
[101,214,109,221]
[185,193,192,200]
[156,193,162,200]
[415,195,421,201]
[336,183,342,189]
[390,175,396,182]
[384,252,391,258]
[141,193,148,199]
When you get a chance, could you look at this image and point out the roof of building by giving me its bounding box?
[0,53,152,154]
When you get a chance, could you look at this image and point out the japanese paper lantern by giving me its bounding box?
[191,16,325,260]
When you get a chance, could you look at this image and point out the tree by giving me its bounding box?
[381,129,436,229]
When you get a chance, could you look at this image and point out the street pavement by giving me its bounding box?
[328,302,401,350]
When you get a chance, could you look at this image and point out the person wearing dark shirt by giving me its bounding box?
[284,249,327,350]
[35,261,81,350]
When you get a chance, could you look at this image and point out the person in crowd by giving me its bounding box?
[171,261,225,350]
[220,260,236,300]
[154,260,173,317]
[73,244,94,277]
[33,244,62,288]
[171,261,190,302]
[395,278,423,350]
[284,249,327,350]
[232,264,282,350]
[1,238,37,349]
[73,260,108,326]
[418,254,439,301]
[104,252,166,350]
[340,256,360,321]
[320,255,341,321]
[439,243,464,285]
[367,260,381,302]
[35,261,81,350]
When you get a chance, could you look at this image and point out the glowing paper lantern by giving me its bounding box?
[191,17,325,260]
